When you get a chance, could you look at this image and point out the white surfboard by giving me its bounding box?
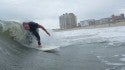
[37,45,60,52]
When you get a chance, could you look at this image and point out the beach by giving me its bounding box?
[54,21,125,32]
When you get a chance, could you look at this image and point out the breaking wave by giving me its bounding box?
[0,20,37,48]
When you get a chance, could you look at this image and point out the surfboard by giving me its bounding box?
[37,45,60,52]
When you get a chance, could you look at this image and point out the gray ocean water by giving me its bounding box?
[0,20,125,70]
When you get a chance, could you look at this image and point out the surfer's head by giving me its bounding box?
[23,22,30,30]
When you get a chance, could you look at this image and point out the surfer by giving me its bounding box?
[22,21,50,48]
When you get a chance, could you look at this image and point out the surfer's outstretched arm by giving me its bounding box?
[38,24,50,36]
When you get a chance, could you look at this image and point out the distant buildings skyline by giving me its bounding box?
[79,13,125,27]
[59,13,125,29]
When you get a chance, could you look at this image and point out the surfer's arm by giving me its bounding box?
[38,24,50,36]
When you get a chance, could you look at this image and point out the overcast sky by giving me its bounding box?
[0,0,125,29]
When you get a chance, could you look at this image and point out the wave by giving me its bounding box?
[0,20,37,48]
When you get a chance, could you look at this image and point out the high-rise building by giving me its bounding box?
[59,13,77,29]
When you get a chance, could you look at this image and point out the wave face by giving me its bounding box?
[0,20,37,48]
[0,20,33,70]
[0,20,62,70]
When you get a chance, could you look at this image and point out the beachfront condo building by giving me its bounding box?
[59,13,77,29]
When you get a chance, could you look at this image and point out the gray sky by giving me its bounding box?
[0,0,125,29]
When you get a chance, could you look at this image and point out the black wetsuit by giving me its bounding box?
[28,22,41,45]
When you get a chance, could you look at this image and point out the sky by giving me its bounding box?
[0,0,125,29]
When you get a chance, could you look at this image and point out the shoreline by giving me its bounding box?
[53,21,125,32]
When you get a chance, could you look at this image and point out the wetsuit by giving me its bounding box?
[28,22,41,45]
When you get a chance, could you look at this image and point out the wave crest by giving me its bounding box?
[0,20,36,47]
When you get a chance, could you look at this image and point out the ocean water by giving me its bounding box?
[0,20,125,70]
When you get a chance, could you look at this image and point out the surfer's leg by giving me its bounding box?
[32,31,41,46]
